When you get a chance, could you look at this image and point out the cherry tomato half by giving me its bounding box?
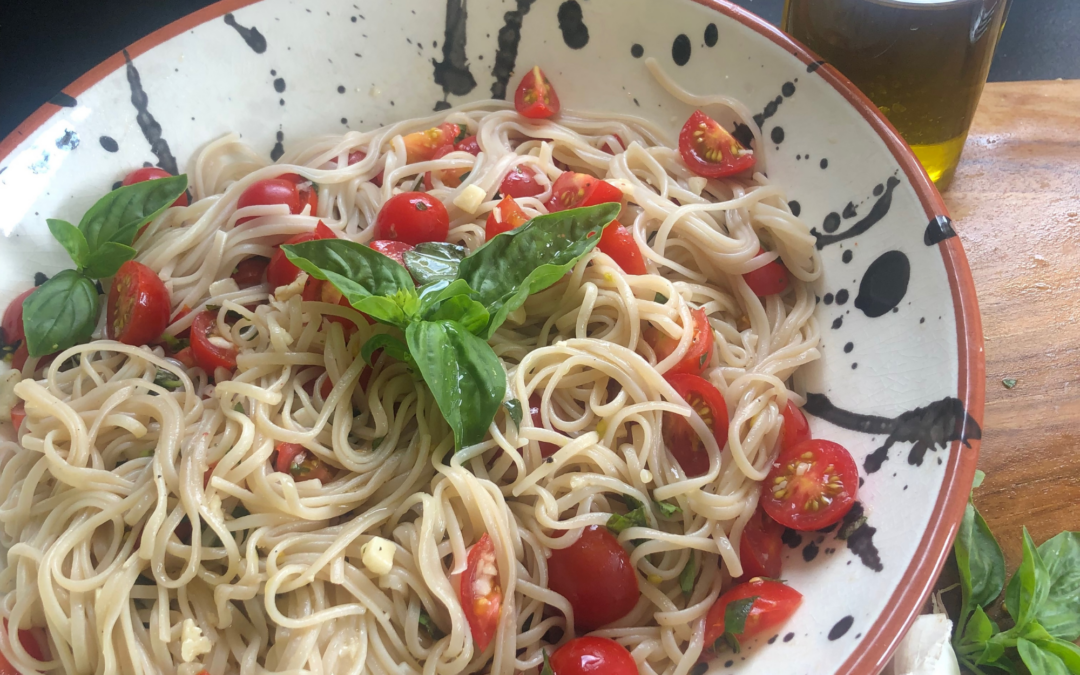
[231,257,269,289]
[369,240,414,266]
[273,442,333,483]
[485,196,530,241]
[546,172,623,213]
[760,439,859,531]
[373,192,450,245]
[550,636,637,675]
[456,135,481,155]
[403,123,462,163]
[338,150,384,187]
[703,579,802,649]
[743,249,789,297]
[236,178,315,225]
[597,223,646,275]
[662,373,729,477]
[122,167,189,207]
[266,221,337,289]
[644,308,714,376]
[499,165,544,200]
[458,533,503,652]
[424,144,471,190]
[107,261,171,346]
[190,311,238,373]
[780,400,811,452]
[738,507,786,581]
[10,402,26,434]
[0,621,47,673]
[514,66,560,119]
[298,183,318,216]
[678,110,755,179]
[528,394,560,458]
[1,288,34,355]
[548,525,640,631]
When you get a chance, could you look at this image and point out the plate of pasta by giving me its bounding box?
[0,1,983,674]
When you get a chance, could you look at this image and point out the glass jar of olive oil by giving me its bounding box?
[782,0,1009,188]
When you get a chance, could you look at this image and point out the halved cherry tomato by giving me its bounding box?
[499,165,544,199]
[10,402,26,434]
[369,240,414,266]
[403,123,462,163]
[190,311,238,373]
[678,110,755,179]
[236,178,315,225]
[780,400,811,452]
[316,279,366,331]
[456,135,481,155]
[338,150,384,187]
[550,636,637,675]
[231,257,269,289]
[761,439,858,531]
[743,249,789,297]
[546,172,623,213]
[266,221,337,288]
[597,223,646,275]
[703,579,802,649]
[662,373,729,477]
[1,288,34,355]
[485,196,530,241]
[273,442,333,482]
[0,620,47,669]
[373,192,449,245]
[10,344,29,372]
[601,135,627,155]
[548,525,639,631]
[424,144,471,190]
[528,394,560,458]
[514,66,560,119]
[644,308,714,375]
[123,167,188,207]
[298,183,318,216]
[107,261,170,346]
[457,533,502,652]
[738,507,786,581]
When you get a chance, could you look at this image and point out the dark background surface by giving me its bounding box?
[1,0,1077,142]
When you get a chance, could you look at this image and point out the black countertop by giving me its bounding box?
[0,0,1077,142]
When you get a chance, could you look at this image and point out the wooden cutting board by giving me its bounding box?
[943,79,1080,569]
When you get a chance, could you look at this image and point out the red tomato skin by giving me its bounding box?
[266,222,337,288]
[780,400,811,451]
[663,374,729,477]
[236,178,301,225]
[760,439,859,531]
[678,110,755,179]
[122,167,188,207]
[743,249,790,297]
[343,150,384,186]
[703,579,802,647]
[373,192,450,245]
[738,508,786,581]
[597,224,646,275]
[458,533,502,652]
[273,442,333,482]
[499,165,544,199]
[107,261,171,346]
[485,196,530,241]
[231,257,269,289]
[190,311,238,373]
[514,66,560,119]
[424,144,470,190]
[369,240,414,266]
[546,172,622,213]
[403,123,461,163]
[298,184,319,216]
[10,402,26,433]
[645,308,714,376]
[528,394,560,458]
[550,637,638,675]
[456,135,481,155]
[547,525,640,631]
[581,180,623,208]
[1,288,34,351]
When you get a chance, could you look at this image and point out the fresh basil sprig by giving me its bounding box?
[21,175,188,357]
[952,470,1080,674]
[283,203,618,449]
[717,596,759,653]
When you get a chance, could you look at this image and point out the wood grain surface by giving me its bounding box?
[943,79,1080,571]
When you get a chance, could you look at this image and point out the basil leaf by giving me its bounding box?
[79,174,188,250]
[540,650,554,675]
[361,334,414,367]
[21,270,100,357]
[418,608,445,639]
[654,500,682,517]
[655,292,668,304]
[153,368,183,391]
[716,596,758,653]
[679,553,695,597]
[607,507,646,534]
[615,494,644,511]
[47,219,89,267]
[1038,638,1080,672]
[1005,528,1051,630]
[974,641,1011,669]
[1017,638,1071,675]
[403,242,467,285]
[81,242,138,279]
[955,497,1006,611]
[504,399,523,426]
[456,203,620,338]
[405,320,506,449]
[972,469,986,488]
[1034,532,1080,640]
[963,605,996,645]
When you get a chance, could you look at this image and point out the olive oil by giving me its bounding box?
[782,0,1008,187]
